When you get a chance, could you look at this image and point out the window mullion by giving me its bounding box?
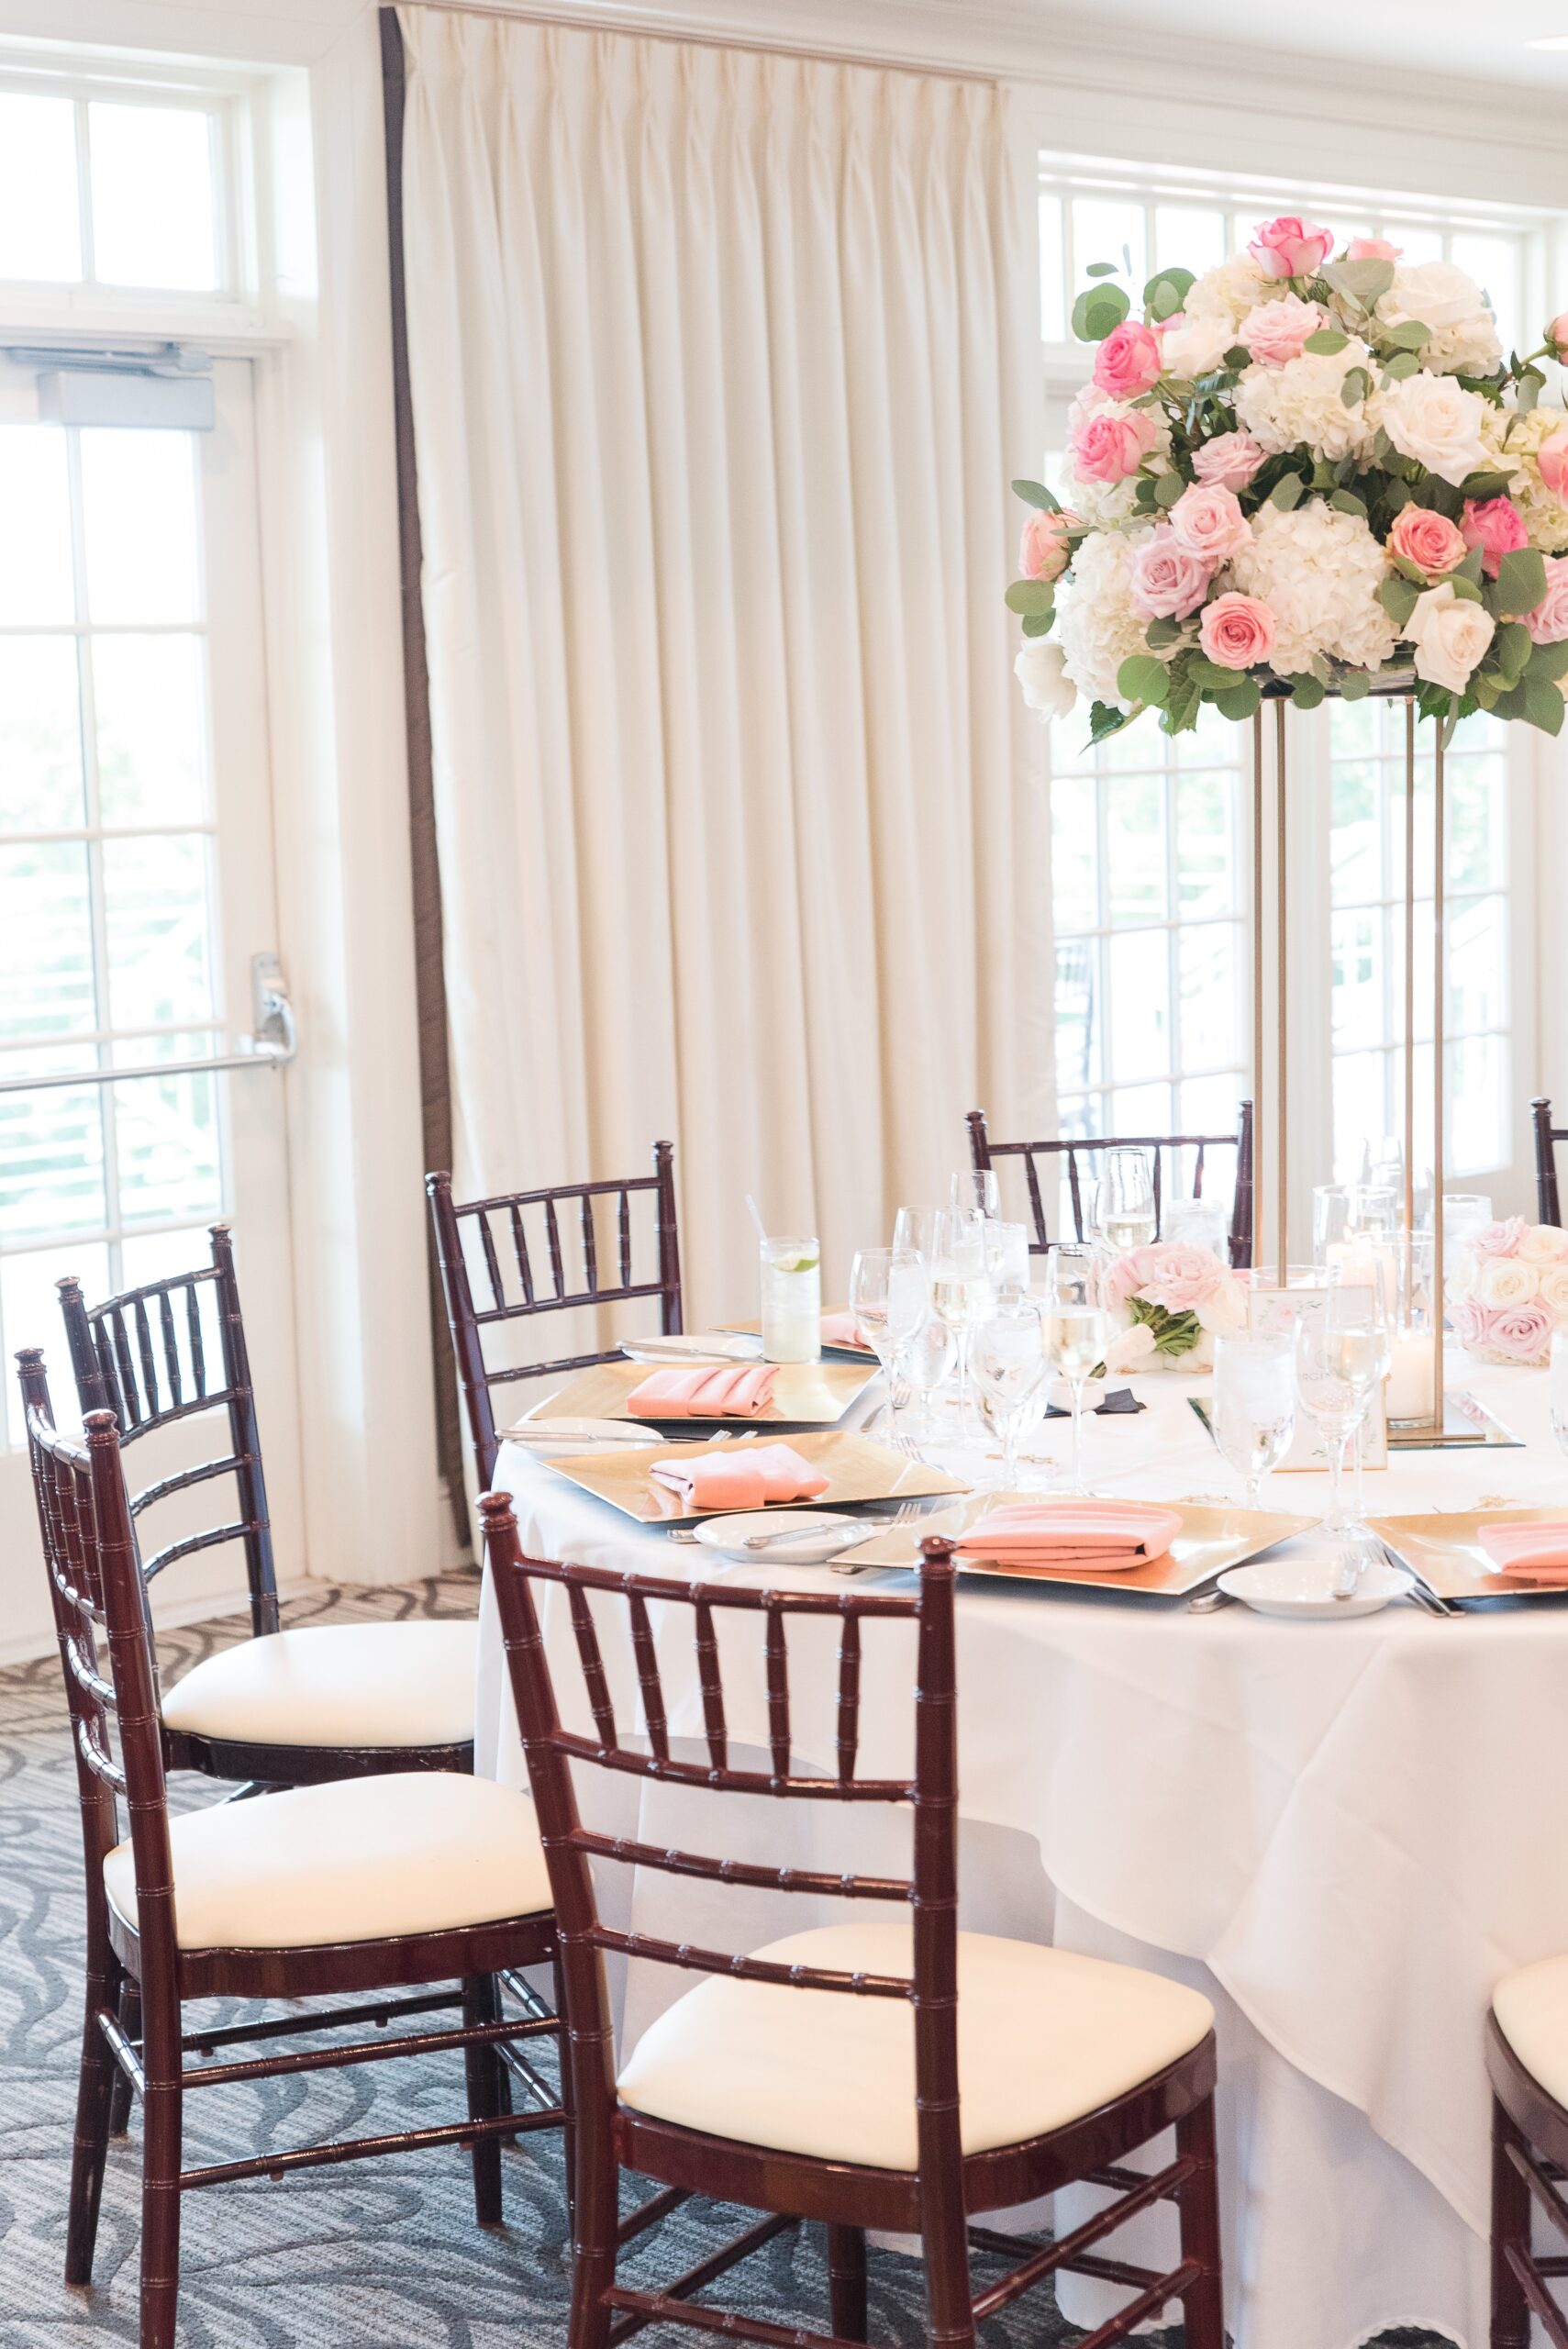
[65,425,123,1284]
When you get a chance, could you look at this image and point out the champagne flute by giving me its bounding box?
[1212,1331,1296,1513]
[972,1304,1047,1490]
[1100,1149,1158,1255]
[893,1205,943,1263]
[1294,1265,1388,1539]
[951,1169,1000,1220]
[849,1248,929,1417]
[930,1207,993,1436]
[1043,1242,1106,1494]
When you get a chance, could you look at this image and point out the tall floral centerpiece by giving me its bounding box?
[1008,217,1568,738]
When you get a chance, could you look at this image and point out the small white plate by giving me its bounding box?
[1218,1552,1412,1620]
[620,1333,764,1365]
[689,1509,869,1564]
[501,1415,660,1457]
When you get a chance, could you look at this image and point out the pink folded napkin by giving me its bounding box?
[651,1442,830,1513]
[1478,1521,1568,1583]
[820,1312,872,1353]
[626,1364,778,1419]
[955,1500,1182,1575]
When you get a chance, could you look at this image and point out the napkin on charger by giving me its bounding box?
[651,1442,830,1513]
[1478,1520,1568,1584]
[820,1312,872,1352]
[627,1364,778,1419]
[955,1499,1181,1574]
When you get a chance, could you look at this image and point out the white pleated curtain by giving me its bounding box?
[396,5,1048,1319]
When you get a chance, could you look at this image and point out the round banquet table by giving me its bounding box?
[472,1350,1568,2349]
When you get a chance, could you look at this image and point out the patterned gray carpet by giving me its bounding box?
[0,1570,1451,2348]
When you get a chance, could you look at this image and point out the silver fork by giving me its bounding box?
[828,1497,935,1575]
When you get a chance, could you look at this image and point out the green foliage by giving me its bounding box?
[1004,579,1055,618]
[1339,669,1372,701]
[1304,328,1349,355]
[1127,1295,1204,1358]
[1381,319,1431,351]
[1286,674,1326,709]
[1493,546,1547,618]
[1216,676,1262,720]
[1495,621,1532,685]
[1458,468,1515,502]
[1072,282,1131,342]
[1267,472,1306,510]
[1153,471,1185,508]
[1020,612,1052,638]
[1382,351,1420,382]
[1087,698,1136,746]
[1375,575,1420,629]
[1448,571,1485,606]
[1529,638,1568,685]
[1161,660,1203,734]
[1340,367,1372,408]
[1084,260,1120,279]
[1527,677,1566,735]
[1329,487,1367,517]
[1012,478,1059,511]
[1142,266,1195,322]
[1117,653,1171,707]
[1144,617,1184,649]
[1319,256,1396,308]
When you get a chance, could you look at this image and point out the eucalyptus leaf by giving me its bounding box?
[1339,668,1373,701]
[1216,677,1262,722]
[1223,345,1251,371]
[1117,653,1171,707]
[1287,674,1326,710]
[1020,612,1052,639]
[1457,545,1485,585]
[1382,351,1420,381]
[1457,469,1514,503]
[1304,328,1350,355]
[1382,319,1430,351]
[1496,620,1532,685]
[1267,473,1306,511]
[1004,579,1055,618]
[1340,367,1372,409]
[1529,638,1568,684]
[1320,256,1396,308]
[1142,264,1195,313]
[1329,488,1367,517]
[1144,617,1184,649]
[1071,282,1131,342]
[1449,572,1485,606]
[1084,260,1120,279]
[1153,471,1185,508]
[1490,681,1529,724]
[1495,545,1548,618]
[1011,478,1060,512]
[1526,675,1566,736]
[1375,575,1420,629]
[1518,367,1544,416]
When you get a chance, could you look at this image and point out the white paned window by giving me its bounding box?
[0,80,228,294]
[1039,157,1557,1222]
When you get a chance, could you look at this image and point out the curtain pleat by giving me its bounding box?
[396,6,1049,1317]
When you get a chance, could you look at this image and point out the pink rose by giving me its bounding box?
[1486,1304,1554,1364]
[1248,216,1335,282]
[1387,505,1467,578]
[1093,320,1163,399]
[1451,1297,1487,1350]
[1140,1243,1225,1316]
[1200,592,1276,670]
[1470,1218,1527,1257]
[1018,507,1079,583]
[1168,483,1251,565]
[1526,554,1568,646]
[1240,293,1328,367]
[1105,1245,1162,1311]
[1127,526,1212,621]
[1549,313,1568,362]
[1346,236,1402,262]
[1539,430,1568,498]
[1070,406,1160,484]
[1461,494,1529,579]
[1192,431,1266,494]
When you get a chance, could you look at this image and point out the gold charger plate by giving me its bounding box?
[543,1429,968,1525]
[724,1312,875,1359]
[1372,1508,1568,1600]
[542,1356,874,1428]
[844,1493,1318,1596]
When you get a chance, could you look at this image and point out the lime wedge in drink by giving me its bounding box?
[776,1250,818,1275]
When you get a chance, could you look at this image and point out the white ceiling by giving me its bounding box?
[1025,0,1568,93]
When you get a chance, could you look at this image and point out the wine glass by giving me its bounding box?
[849,1248,929,1396]
[929,1207,993,1434]
[1212,1332,1296,1513]
[1042,1243,1106,1494]
[893,1204,943,1263]
[951,1169,1000,1220]
[972,1304,1047,1490]
[982,1219,1031,1307]
[899,1315,955,1443]
[1099,1149,1157,1255]
[1294,1264,1390,1541]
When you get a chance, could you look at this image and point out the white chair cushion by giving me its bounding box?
[615,1917,1213,2170]
[1495,1954,1568,2110]
[160,1620,478,1749]
[103,1771,551,1950]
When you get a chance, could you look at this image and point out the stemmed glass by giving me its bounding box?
[849,1248,929,1417]
[1042,1243,1106,1494]
[899,1315,955,1442]
[1098,1149,1158,1255]
[982,1219,1031,1307]
[893,1205,943,1262]
[972,1304,1047,1490]
[1294,1264,1390,1540]
[1212,1331,1296,1513]
[929,1207,993,1434]
[951,1169,1000,1220]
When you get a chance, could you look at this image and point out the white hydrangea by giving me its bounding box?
[1160,311,1236,382]
[1184,252,1275,334]
[1227,499,1398,677]
[1061,384,1173,530]
[1056,527,1158,708]
[1233,340,1376,465]
[1374,261,1502,378]
[1482,400,1568,554]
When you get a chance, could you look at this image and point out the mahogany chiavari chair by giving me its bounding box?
[1532,1097,1565,1226]
[19,1356,564,2349]
[56,1225,481,1788]
[1488,1970,1568,2344]
[967,1101,1255,1268]
[482,1496,1226,2349]
[428,1139,684,1491]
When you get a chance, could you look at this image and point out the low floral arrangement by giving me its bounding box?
[1447,1218,1568,1364]
[1008,213,1568,743]
[1104,1241,1248,1370]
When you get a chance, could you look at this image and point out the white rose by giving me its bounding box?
[1538,1264,1568,1318]
[1184,252,1275,334]
[1104,1323,1158,1375]
[1160,313,1235,381]
[1404,580,1496,694]
[1476,1255,1540,1308]
[1447,1252,1479,1301]
[1375,262,1501,377]
[1014,637,1076,722]
[1519,1223,1568,1264]
[1195,1282,1247,1336]
[1374,373,1491,488]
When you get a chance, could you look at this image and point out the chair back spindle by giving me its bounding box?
[1533,1097,1565,1227]
[57,1225,279,1639]
[428,1140,684,1491]
[968,1103,1254,1268]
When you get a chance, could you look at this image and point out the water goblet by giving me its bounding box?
[1099,1149,1157,1255]
[849,1247,929,1419]
[893,1204,943,1263]
[1043,1242,1106,1495]
[930,1207,993,1436]
[982,1219,1031,1307]
[972,1304,1047,1490]
[951,1169,1000,1220]
[899,1315,955,1443]
[1211,1331,1296,1514]
[1294,1263,1390,1542]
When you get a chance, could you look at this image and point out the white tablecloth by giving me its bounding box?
[473,1353,1568,2349]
